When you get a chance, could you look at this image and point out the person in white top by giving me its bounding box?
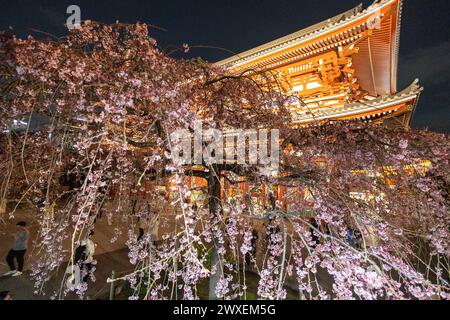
[81,230,96,282]
[150,216,159,245]
[4,221,29,277]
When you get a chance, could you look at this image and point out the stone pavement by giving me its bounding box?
[0,247,133,300]
[0,201,333,300]
[0,202,135,300]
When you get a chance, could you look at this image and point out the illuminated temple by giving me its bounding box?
[132,0,424,216]
[216,0,421,128]
[209,0,423,213]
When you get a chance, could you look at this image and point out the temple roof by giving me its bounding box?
[216,0,403,91]
[217,4,363,67]
[291,79,422,125]
[215,0,419,127]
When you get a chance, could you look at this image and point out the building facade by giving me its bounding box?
[216,0,421,128]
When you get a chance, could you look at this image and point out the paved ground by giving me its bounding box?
[0,201,135,300]
[0,247,132,300]
[0,201,332,300]
[0,198,196,300]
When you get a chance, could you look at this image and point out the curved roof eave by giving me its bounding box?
[216,0,400,69]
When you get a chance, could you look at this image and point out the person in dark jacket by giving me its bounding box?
[310,218,320,248]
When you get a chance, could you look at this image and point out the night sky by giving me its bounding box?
[1,0,449,133]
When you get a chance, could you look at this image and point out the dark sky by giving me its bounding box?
[1,0,449,133]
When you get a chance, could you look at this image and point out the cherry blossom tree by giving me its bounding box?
[0,22,449,300]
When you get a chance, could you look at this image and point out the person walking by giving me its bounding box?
[310,218,320,248]
[80,230,96,283]
[4,221,29,277]
[150,215,160,246]
[346,227,357,248]
[137,216,150,241]
[265,218,280,246]
[245,228,259,266]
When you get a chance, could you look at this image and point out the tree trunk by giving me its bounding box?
[208,164,223,300]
